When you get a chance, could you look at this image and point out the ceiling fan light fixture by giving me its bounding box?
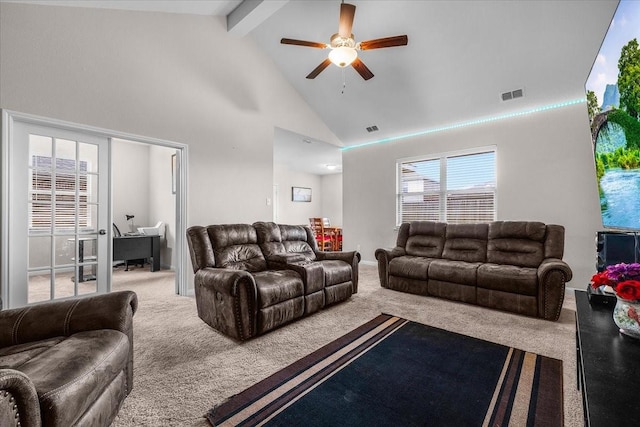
[329,46,357,68]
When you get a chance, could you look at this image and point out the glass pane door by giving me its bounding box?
[7,121,109,308]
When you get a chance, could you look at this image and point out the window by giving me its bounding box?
[397,148,496,224]
[30,155,90,229]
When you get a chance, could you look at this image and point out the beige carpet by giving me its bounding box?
[111,264,582,427]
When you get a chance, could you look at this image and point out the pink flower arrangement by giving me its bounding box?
[591,263,640,301]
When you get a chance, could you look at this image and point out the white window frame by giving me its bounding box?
[396,146,497,225]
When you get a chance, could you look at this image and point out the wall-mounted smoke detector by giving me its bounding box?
[366,125,379,133]
[501,88,524,101]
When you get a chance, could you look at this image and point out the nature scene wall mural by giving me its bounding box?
[586,0,640,230]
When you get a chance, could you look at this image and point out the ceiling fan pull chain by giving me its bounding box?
[341,68,346,94]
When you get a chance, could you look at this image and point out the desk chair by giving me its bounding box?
[309,217,333,251]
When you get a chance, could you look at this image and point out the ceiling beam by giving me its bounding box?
[227,0,289,36]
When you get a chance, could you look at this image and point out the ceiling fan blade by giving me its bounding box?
[359,35,408,50]
[281,38,327,49]
[338,3,356,38]
[351,58,374,80]
[306,59,332,79]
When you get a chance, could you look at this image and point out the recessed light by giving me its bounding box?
[326,164,338,170]
[303,139,312,144]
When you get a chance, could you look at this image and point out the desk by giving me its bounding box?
[114,235,160,272]
[74,235,160,282]
[575,290,640,426]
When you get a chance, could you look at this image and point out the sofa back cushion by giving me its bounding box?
[187,226,216,272]
[253,221,285,257]
[207,224,267,272]
[253,222,316,261]
[404,221,446,258]
[442,223,488,262]
[279,224,316,259]
[487,221,546,268]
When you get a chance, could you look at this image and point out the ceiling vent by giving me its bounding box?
[366,125,379,133]
[501,88,524,101]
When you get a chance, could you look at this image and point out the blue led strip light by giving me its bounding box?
[341,98,586,152]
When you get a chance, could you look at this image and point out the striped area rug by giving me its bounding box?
[208,314,563,426]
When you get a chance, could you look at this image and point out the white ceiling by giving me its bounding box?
[2,0,619,172]
[251,0,618,147]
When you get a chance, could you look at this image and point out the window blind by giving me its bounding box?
[397,149,496,224]
[30,156,89,229]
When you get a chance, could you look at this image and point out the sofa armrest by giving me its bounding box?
[194,268,258,341]
[315,251,361,293]
[537,258,573,321]
[375,247,406,288]
[0,369,41,427]
[0,291,138,349]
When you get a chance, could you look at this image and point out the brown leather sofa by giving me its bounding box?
[375,221,572,321]
[0,291,138,427]
[186,223,359,341]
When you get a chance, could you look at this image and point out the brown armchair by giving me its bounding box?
[0,291,137,427]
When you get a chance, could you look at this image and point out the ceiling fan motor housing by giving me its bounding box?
[330,33,356,49]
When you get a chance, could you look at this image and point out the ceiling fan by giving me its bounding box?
[280,2,408,81]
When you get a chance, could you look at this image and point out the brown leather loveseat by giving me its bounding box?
[186,222,359,341]
[375,221,572,321]
[0,291,138,427]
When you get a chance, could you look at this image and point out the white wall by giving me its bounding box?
[321,174,342,227]
[0,3,339,290]
[274,165,322,226]
[148,145,176,269]
[112,140,150,234]
[343,102,603,288]
[273,165,342,227]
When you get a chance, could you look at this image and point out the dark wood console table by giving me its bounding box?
[575,290,640,426]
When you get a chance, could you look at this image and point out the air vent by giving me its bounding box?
[366,125,379,133]
[501,88,524,101]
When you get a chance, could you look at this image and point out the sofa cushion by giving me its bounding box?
[317,260,352,286]
[208,224,267,272]
[389,256,432,280]
[405,222,446,257]
[0,337,65,368]
[476,263,538,296]
[254,222,317,261]
[487,221,546,268]
[254,270,304,308]
[9,330,129,427]
[428,260,481,286]
[441,223,488,263]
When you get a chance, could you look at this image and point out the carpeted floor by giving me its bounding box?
[111,264,582,427]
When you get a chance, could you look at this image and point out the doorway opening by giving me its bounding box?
[110,138,178,294]
[1,110,189,309]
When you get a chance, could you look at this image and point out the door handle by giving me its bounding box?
[99,229,106,235]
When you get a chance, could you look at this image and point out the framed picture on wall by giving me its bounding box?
[292,186,312,202]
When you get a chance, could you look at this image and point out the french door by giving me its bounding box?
[5,120,110,308]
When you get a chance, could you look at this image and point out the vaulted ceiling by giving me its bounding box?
[2,0,620,168]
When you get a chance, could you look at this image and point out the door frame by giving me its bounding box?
[1,110,190,307]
